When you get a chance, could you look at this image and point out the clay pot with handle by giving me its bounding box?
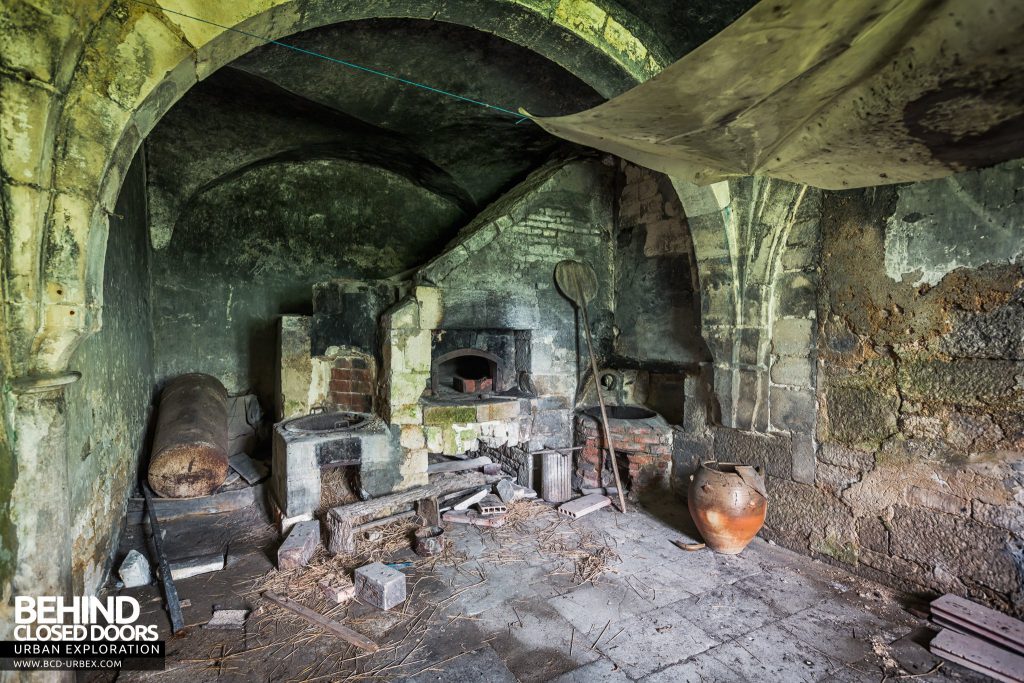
[688,461,768,554]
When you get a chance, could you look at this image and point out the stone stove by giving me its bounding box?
[575,406,673,499]
[272,411,398,524]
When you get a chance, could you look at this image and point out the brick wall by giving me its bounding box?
[329,353,375,413]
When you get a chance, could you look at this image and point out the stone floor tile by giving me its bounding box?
[779,596,909,664]
[671,582,785,641]
[733,564,837,615]
[476,598,601,683]
[398,644,518,683]
[548,655,634,683]
[639,651,747,682]
[705,622,836,682]
[548,576,662,632]
[598,603,720,678]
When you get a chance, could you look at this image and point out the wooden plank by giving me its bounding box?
[933,612,1024,656]
[229,453,268,485]
[263,591,379,653]
[126,484,260,525]
[326,472,491,554]
[415,497,440,526]
[427,456,492,475]
[931,628,1024,683]
[932,594,1024,653]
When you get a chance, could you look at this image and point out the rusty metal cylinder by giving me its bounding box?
[148,373,229,498]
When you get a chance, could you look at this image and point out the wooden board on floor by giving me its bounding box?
[931,593,1024,655]
[263,591,378,652]
[126,483,261,524]
[930,628,1024,683]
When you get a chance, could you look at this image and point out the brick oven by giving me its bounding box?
[575,406,673,499]
[431,348,502,395]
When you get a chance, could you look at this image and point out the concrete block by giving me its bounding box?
[118,550,151,588]
[559,494,611,519]
[278,520,320,570]
[354,562,406,610]
[205,609,248,630]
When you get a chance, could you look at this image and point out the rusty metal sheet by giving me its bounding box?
[527,0,1024,190]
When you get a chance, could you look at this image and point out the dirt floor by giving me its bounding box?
[89,494,993,682]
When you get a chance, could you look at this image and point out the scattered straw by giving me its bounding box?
[181,492,620,681]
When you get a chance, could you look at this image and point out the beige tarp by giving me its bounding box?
[528,0,1024,189]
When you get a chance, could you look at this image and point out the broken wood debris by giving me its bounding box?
[277,519,320,570]
[443,509,507,528]
[319,580,356,604]
[558,493,611,519]
[427,455,493,475]
[670,539,706,552]
[262,591,379,653]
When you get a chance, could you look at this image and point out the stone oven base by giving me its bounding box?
[575,410,673,499]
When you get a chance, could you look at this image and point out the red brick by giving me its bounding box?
[334,358,352,369]
[330,379,351,393]
[349,368,372,383]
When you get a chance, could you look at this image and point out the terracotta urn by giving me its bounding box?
[688,461,767,554]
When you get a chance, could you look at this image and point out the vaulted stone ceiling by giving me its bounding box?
[145,5,759,276]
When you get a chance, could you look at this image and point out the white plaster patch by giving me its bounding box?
[884,162,1024,285]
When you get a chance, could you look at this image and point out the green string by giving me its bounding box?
[129,0,531,124]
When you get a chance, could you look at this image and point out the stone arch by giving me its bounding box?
[7,0,667,379]
[671,176,822,434]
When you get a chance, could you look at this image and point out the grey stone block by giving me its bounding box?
[769,387,816,433]
[791,433,816,485]
[770,356,814,388]
[714,427,792,479]
[118,549,151,588]
[772,317,815,356]
[354,562,407,610]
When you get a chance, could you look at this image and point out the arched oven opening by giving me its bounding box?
[432,348,503,396]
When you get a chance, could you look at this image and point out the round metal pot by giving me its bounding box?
[688,461,767,554]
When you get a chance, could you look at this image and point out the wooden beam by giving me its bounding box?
[262,591,379,653]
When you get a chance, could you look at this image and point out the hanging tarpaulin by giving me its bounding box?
[526,0,1024,190]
